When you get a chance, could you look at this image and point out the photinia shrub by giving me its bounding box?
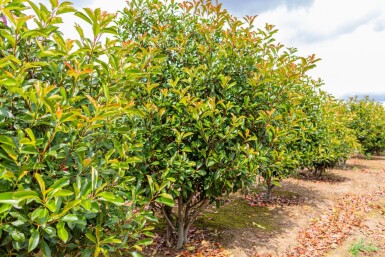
[118,0,328,247]
[347,96,385,156]
[305,94,358,176]
[0,1,169,256]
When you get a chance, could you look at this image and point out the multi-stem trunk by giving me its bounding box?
[162,193,209,249]
[313,163,325,178]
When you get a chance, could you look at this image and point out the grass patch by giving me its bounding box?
[348,238,378,256]
[197,198,276,231]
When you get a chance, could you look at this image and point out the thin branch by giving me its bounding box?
[185,198,209,231]
[185,192,195,206]
[190,199,209,223]
[189,193,205,210]
[161,206,176,233]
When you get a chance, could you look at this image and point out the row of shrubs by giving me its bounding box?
[1,0,385,256]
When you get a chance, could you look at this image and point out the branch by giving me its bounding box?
[161,206,176,233]
[190,199,209,222]
[185,198,209,229]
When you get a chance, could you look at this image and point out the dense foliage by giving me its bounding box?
[117,0,357,247]
[347,96,385,156]
[0,1,169,256]
[303,94,359,176]
[0,0,383,255]
[118,0,257,248]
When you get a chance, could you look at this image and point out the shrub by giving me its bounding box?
[0,1,165,256]
[347,96,385,155]
[118,0,327,247]
[302,94,358,176]
[118,0,254,248]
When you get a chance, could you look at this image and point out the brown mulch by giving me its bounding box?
[245,193,305,207]
[281,190,385,257]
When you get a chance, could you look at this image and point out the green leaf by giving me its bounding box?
[28,229,40,252]
[41,240,51,257]
[13,190,40,202]
[56,5,76,15]
[0,192,19,206]
[85,232,96,243]
[49,0,58,8]
[31,208,49,224]
[11,230,25,242]
[97,192,124,205]
[56,222,69,242]
[80,248,93,257]
[0,135,16,147]
[35,173,46,196]
[135,238,152,246]
[0,204,12,215]
[20,145,39,154]
[1,145,18,161]
[158,193,173,200]
[62,214,78,222]
[74,23,85,38]
[0,107,14,118]
[81,198,92,210]
[50,200,81,221]
[144,214,158,222]
[155,196,174,207]
[49,177,69,189]
[74,11,92,24]
[75,146,87,152]
[25,128,36,142]
[52,190,73,197]
[101,237,122,244]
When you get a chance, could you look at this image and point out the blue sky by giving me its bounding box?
[31,0,385,99]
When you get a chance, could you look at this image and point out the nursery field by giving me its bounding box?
[146,155,385,257]
[2,1,385,257]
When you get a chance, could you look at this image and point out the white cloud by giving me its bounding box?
[90,1,127,13]
[249,0,385,97]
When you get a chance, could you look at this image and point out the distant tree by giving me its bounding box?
[347,96,385,155]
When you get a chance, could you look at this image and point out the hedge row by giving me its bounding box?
[0,0,383,256]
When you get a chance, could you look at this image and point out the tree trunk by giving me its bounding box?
[314,165,325,178]
[264,178,275,200]
[176,222,185,249]
[183,224,190,244]
[162,193,209,249]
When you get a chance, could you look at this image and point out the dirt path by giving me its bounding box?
[199,155,385,257]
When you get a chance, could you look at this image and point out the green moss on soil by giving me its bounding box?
[197,198,276,231]
[273,189,299,198]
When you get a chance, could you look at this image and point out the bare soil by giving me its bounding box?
[216,155,385,257]
[146,155,385,257]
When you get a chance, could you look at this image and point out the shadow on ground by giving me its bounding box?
[354,154,385,161]
[294,170,350,184]
[341,163,371,171]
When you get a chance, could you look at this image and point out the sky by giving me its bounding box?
[30,0,385,100]
[219,0,385,100]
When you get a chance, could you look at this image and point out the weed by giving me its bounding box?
[348,238,378,256]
